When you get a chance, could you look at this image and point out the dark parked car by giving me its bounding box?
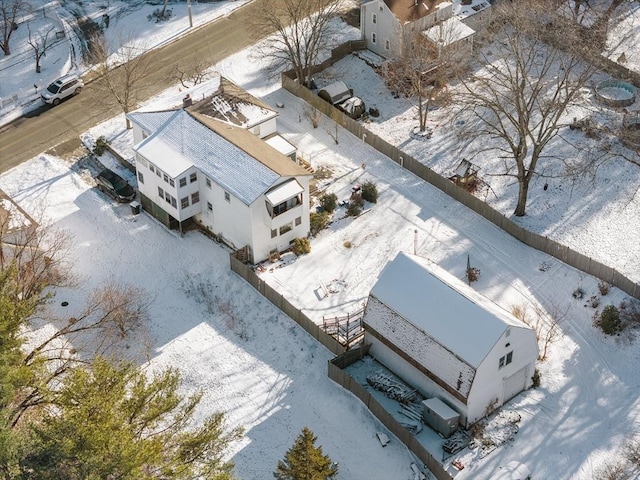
[96,169,135,203]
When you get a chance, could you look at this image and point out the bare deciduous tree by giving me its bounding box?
[0,205,74,302]
[172,51,213,88]
[89,33,152,129]
[512,300,566,361]
[1,204,151,429]
[27,25,55,73]
[250,0,342,84]
[457,0,598,216]
[0,0,30,55]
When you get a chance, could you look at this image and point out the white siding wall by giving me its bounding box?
[195,176,252,252]
[250,175,310,263]
[135,153,184,221]
[365,333,470,426]
[466,326,537,424]
[361,1,399,57]
[251,117,277,139]
[174,167,202,221]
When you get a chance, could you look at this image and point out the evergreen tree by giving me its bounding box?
[275,427,338,480]
[21,357,243,480]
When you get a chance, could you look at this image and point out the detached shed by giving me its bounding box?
[318,81,353,106]
[363,252,538,427]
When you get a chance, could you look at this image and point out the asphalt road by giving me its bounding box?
[0,0,269,173]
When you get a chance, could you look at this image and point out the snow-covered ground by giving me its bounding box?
[2,1,640,479]
[0,0,250,125]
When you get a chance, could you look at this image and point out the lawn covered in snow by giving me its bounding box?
[1,1,640,479]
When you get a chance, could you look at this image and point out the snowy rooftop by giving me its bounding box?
[422,16,476,45]
[188,77,278,129]
[370,252,528,367]
[133,109,281,205]
[452,0,491,20]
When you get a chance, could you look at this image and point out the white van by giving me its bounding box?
[41,73,83,105]
[491,461,532,480]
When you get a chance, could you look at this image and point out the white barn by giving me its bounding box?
[126,90,312,264]
[363,252,538,427]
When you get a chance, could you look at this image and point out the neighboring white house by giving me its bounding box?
[126,80,312,264]
[360,0,491,60]
[363,252,538,427]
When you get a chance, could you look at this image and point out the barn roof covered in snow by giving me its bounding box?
[369,252,526,368]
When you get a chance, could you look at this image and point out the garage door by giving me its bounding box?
[503,367,526,402]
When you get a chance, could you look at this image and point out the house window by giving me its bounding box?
[181,197,189,209]
[163,173,169,183]
[179,177,187,188]
[279,223,292,235]
[207,201,213,212]
[137,171,144,184]
[149,164,155,174]
[499,351,514,369]
[165,192,171,204]
[372,13,377,24]
[371,32,377,44]
[155,168,161,177]
[191,192,200,204]
[206,177,211,189]
[271,228,277,238]
[158,187,164,198]
[224,191,230,203]
[169,178,175,187]
[295,216,301,226]
[268,194,302,218]
[385,39,390,50]
[136,155,148,167]
[190,172,197,183]
[171,197,177,208]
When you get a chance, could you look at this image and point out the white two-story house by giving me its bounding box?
[127,85,312,264]
[360,0,491,61]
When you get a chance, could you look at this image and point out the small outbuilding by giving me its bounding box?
[318,81,354,106]
[363,252,538,427]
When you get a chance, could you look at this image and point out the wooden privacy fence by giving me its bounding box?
[229,253,345,356]
[328,348,454,480]
[281,52,640,299]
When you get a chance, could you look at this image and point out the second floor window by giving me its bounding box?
[372,13,377,24]
[190,172,197,183]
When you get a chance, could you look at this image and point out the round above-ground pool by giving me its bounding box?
[595,80,637,107]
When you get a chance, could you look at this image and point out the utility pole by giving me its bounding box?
[187,0,193,28]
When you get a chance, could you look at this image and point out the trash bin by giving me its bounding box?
[130,201,141,215]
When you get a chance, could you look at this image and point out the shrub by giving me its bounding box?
[361,181,378,203]
[346,195,363,217]
[291,237,310,256]
[343,241,352,249]
[588,295,600,308]
[531,369,541,388]
[572,287,584,300]
[596,305,622,335]
[93,136,110,156]
[319,193,338,213]
[598,281,611,296]
[309,211,330,236]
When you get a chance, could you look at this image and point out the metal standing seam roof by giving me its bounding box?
[127,110,179,135]
[133,109,281,205]
[370,252,527,368]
